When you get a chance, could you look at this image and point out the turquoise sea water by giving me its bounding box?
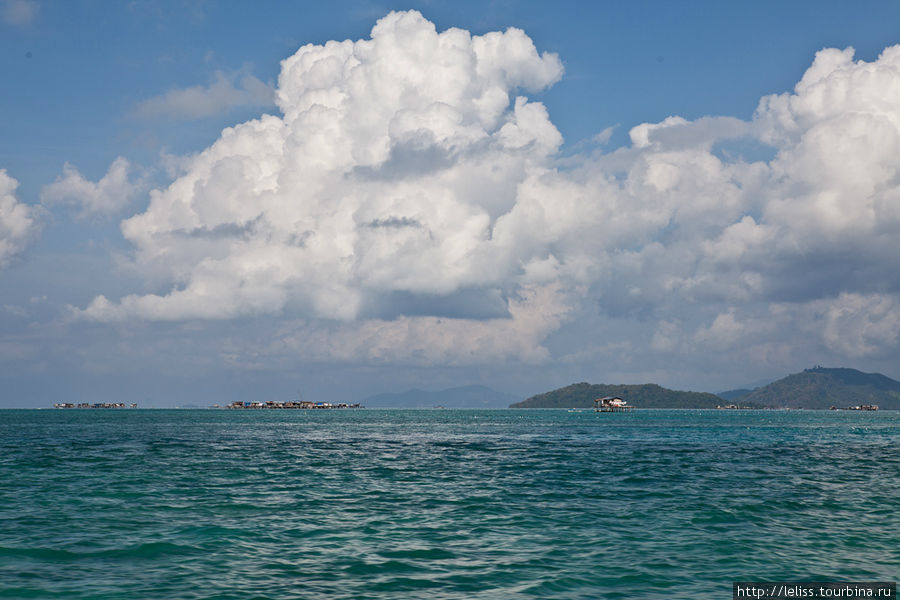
[1,409,897,599]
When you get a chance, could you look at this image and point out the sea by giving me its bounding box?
[1,408,897,599]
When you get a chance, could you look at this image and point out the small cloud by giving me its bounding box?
[2,303,28,318]
[40,157,144,219]
[132,69,275,120]
[694,309,745,348]
[2,0,38,26]
[592,125,617,145]
[629,115,750,150]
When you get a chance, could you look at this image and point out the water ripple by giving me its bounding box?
[1,409,897,599]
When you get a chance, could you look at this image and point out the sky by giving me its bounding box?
[2,0,900,407]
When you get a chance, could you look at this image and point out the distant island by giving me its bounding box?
[724,366,900,410]
[510,383,726,409]
[512,367,900,410]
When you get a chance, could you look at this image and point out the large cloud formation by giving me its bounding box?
[78,11,900,366]
[82,12,565,323]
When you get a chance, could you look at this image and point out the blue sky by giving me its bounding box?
[2,1,900,406]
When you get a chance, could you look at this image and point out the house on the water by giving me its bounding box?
[594,396,633,412]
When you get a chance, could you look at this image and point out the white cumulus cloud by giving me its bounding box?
[0,170,40,268]
[84,11,564,329]
[77,12,900,368]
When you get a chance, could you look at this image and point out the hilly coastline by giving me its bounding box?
[733,367,900,410]
[510,382,725,409]
[512,367,900,409]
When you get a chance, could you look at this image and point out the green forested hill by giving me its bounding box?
[741,367,900,409]
[510,382,724,409]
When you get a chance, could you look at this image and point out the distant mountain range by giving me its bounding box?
[509,382,725,409]
[361,385,521,408]
[723,367,900,409]
[715,388,755,401]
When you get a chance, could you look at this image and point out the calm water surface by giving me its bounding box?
[1,409,897,599]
